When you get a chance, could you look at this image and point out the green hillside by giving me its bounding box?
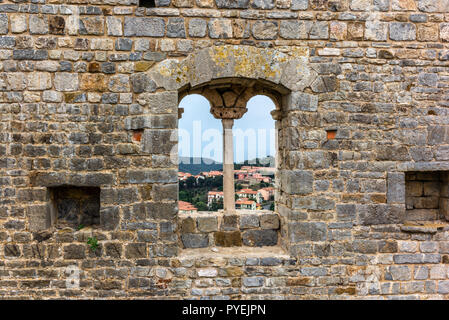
[178,157,222,175]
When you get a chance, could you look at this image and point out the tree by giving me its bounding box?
[195,201,208,211]
[179,180,185,190]
[209,199,223,211]
[269,203,274,211]
[179,190,190,202]
[185,176,196,189]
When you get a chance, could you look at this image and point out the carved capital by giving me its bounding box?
[270,109,282,121]
[211,106,247,119]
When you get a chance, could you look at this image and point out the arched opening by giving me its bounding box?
[234,95,276,212]
[177,79,285,249]
[178,94,223,213]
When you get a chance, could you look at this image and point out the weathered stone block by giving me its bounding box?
[336,204,356,221]
[63,244,86,259]
[260,213,279,229]
[54,72,79,92]
[288,92,318,111]
[221,215,238,231]
[13,49,48,60]
[146,202,177,220]
[216,0,250,8]
[252,21,278,40]
[115,38,132,51]
[417,24,439,41]
[353,240,378,254]
[279,21,311,39]
[387,172,406,204]
[120,169,177,184]
[441,23,449,42]
[125,243,147,259]
[242,229,277,246]
[0,14,8,34]
[365,21,388,41]
[240,214,259,229]
[108,74,130,93]
[251,0,275,9]
[289,222,326,242]
[49,16,65,35]
[438,281,449,294]
[181,233,209,248]
[291,0,308,10]
[79,17,104,35]
[309,21,329,39]
[418,0,449,12]
[208,19,232,38]
[106,16,123,36]
[28,204,51,232]
[214,231,242,246]
[124,17,165,37]
[101,207,120,231]
[386,266,411,281]
[167,18,186,38]
[141,129,176,154]
[104,242,122,258]
[80,74,107,92]
[131,73,156,93]
[281,170,313,195]
[30,16,48,35]
[350,0,370,10]
[197,216,218,232]
[4,244,21,257]
[358,204,405,225]
[243,276,264,287]
[189,18,207,37]
[390,22,416,41]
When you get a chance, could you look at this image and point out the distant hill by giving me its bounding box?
[178,157,222,175]
[178,156,275,174]
[235,156,275,169]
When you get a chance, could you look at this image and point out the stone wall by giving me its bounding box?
[0,0,449,299]
[180,210,280,248]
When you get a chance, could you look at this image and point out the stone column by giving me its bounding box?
[206,86,249,214]
[211,106,247,214]
[222,119,235,214]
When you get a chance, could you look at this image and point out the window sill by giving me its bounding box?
[179,245,290,260]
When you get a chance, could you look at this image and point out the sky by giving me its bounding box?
[178,94,276,164]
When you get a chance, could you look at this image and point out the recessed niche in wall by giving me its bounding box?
[49,186,100,228]
[139,0,155,7]
[405,172,449,222]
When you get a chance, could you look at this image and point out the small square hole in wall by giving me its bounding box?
[49,186,100,229]
[405,172,449,222]
[132,129,143,142]
[326,129,337,140]
[139,0,156,7]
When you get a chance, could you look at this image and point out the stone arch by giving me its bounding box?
[147,45,317,102]
[178,79,284,122]
[158,45,319,252]
[132,45,323,253]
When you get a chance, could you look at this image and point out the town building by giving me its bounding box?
[235,198,257,211]
[207,191,224,207]
[178,201,198,214]
[236,188,261,204]
[257,187,275,202]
